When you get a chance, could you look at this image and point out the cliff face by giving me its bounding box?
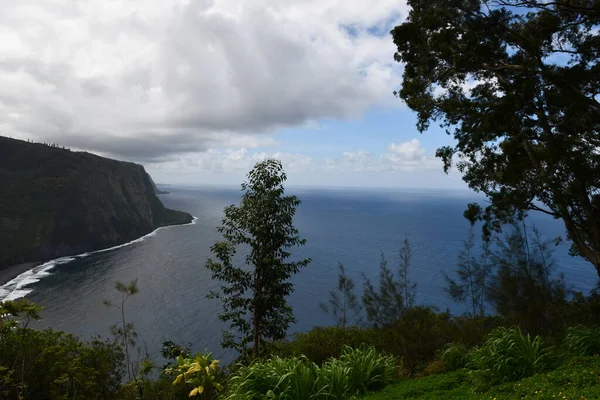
[0,136,192,269]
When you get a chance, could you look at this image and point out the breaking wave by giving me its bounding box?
[0,217,197,302]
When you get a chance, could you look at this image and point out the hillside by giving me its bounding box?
[0,136,193,270]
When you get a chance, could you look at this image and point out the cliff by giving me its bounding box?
[149,175,170,194]
[0,136,193,270]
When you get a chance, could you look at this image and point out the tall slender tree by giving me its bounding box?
[320,263,363,328]
[398,238,417,309]
[444,226,484,317]
[487,223,566,334]
[205,159,311,359]
[362,245,418,328]
[103,279,139,383]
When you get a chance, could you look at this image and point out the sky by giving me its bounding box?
[0,0,468,189]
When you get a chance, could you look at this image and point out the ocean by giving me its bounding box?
[0,186,597,363]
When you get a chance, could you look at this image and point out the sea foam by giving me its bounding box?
[0,216,198,302]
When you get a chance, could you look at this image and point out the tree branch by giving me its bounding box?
[486,0,597,14]
[527,203,560,218]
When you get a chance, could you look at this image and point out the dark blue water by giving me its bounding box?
[18,187,598,363]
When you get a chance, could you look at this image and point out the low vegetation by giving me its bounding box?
[226,346,395,400]
[360,356,600,400]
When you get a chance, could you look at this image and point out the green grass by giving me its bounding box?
[360,356,600,400]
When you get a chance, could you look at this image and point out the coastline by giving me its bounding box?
[0,216,198,301]
[0,262,41,287]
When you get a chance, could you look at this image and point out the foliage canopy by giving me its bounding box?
[391,0,600,276]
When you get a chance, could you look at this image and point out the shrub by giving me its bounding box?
[318,359,352,399]
[0,328,125,400]
[226,346,395,399]
[276,312,504,375]
[468,326,555,388]
[272,326,378,365]
[419,359,446,377]
[440,343,470,371]
[452,314,505,346]
[226,356,319,400]
[337,345,396,394]
[165,351,224,399]
[385,307,460,372]
[564,325,600,356]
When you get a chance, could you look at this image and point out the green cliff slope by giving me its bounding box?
[0,136,192,269]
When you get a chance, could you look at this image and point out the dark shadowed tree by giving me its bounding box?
[444,226,486,317]
[487,222,566,334]
[398,238,417,309]
[391,0,600,276]
[205,159,311,359]
[362,252,411,328]
[320,263,363,328]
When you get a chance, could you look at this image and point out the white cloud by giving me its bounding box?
[146,139,465,189]
[0,0,408,161]
[387,138,425,161]
[325,138,437,172]
[148,138,437,179]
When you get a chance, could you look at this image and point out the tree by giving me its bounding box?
[444,226,486,317]
[104,279,139,383]
[486,222,566,334]
[320,263,363,328]
[398,238,417,309]
[391,0,600,276]
[362,253,406,328]
[205,158,311,359]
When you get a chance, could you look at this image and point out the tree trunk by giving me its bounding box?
[253,274,260,359]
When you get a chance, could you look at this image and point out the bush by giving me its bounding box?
[226,356,319,400]
[564,325,600,356]
[468,326,555,388]
[318,359,352,399]
[384,307,460,373]
[165,351,224,399]
[276,311,504,375]
[0,327,124,400]
[440,343,470,371]
[336,345,396,394]
[419,359,446,377]
[226,346,395,399]
[272,326,378,365]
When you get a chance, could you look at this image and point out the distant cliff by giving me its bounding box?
[0,136,193,270]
